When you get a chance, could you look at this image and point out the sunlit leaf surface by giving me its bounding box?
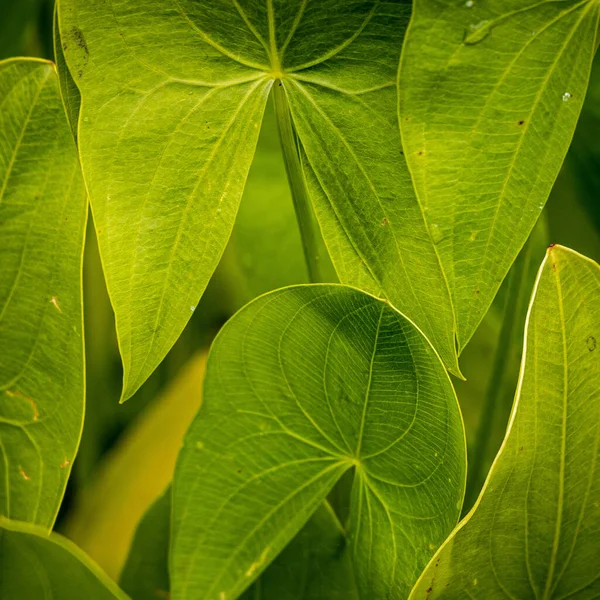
[58,0,461,399]
[399,0,600,351]
[0,58,86,527]
[172,285,466,600]
[410,245,600,599]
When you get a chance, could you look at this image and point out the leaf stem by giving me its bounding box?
[272,80,323,282]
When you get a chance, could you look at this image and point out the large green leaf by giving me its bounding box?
[0,58,86,527]
[409,245,600,599]
[57,0,460,400]
[399,0,600,352]
[171,285,466,600]
[0,518,127,599]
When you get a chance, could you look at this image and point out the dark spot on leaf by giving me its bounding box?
[70,26,89,56]
[518,120,525,125]
[474,288,480,295]
[62,43,68,51]
[236,468,242,474]
[417,150,424,156]
[587,336,596,352]
[333,533,347,559]
[518,446,524,453]
[78,70,83,78]
[426,588,432,594]
[381,217,388,227]
[548,243,557,249]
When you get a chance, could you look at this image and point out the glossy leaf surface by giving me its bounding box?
[0,518,127,599]
[58,0,460,398]
[399,0,600,351]
[0,58,86,527]
[172,285,466,600]
[410,245,600,599]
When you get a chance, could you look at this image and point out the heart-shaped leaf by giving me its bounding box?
[409,245,600,599]
[399,0,600,351]
[171,285,466,600]
[57,0,460,399]
[0,58,86,527]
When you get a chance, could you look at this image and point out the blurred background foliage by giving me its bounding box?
[2,0,599,582]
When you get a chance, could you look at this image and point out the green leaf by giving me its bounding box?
[120,487,171,600]
[58,0,461,399]
[409,245,600,599]
[241,502,359,600]
[172,285,466,600]
[122,490,358,600]
[0,518,128,599]
[57,0,272,400]
[53,5,80,140]
[0,58,86,527]
[462,215,549,511]
[399,0,600,352]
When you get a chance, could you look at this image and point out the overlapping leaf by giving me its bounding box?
[64,352,206,578]
[410,245,600,599]
[58,0,460,400]
[171,285,466,600]
[0,59,86,527]
[122,491,358,600]
[399,0,600,352]
[0,518,127,599]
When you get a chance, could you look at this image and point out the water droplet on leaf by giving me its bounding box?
[562,92,572,102]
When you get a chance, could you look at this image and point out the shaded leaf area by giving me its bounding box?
[122,490,358,600]
[399,0,600,352]
[53,6,80,140]
[0,518,128,599]
[172,285,466,600]
[0,0,54,60]
[410,246,600,599]
[566,51,600,233]
[0,59,86,527]
[120,487,171,600]
[58,0,460,399]
[63,351,206,579]
[241,502,358,600]
[219,96,336,308]
[462,216,548,511]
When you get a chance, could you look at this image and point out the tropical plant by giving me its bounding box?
[1,1,599,599]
